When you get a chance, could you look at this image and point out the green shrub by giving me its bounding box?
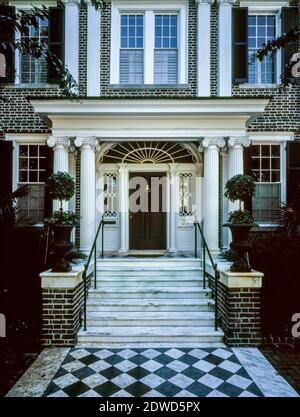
[224,174,256,204]
[45,172,75,209]
[227,209,254,224]
[44,210,80,226]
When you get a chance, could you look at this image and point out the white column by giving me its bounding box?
[201,137,225,252]
[62,0,80,83]
[74,137,97,253]
[228,137,251,212]
[217,0,235,96]
[195,162,203,223]
[118,164,128,253]
[85,0,101,96]
[196,0,212,97]
[169,164,177,253]
[221,150,229,248]
[69,148,77,242]
[47,136,70,211]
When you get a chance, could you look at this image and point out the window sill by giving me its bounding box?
[110,84,191,90]
[4,83,59,89]
[238,83,280,89]
[251,224,280,232]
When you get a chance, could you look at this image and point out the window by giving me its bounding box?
[251,144,281,223]
[120,14,144,85]
[179,172,194,217]
[111,2,187,85]
[19,13,49,84]
[248,15,276,84]
[154,15,178,84]
[103,173,118,218]
[18,144,46,224]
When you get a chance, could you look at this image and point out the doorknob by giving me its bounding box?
[130,215,133,219]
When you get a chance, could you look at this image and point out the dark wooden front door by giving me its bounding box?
[129,172,166,250]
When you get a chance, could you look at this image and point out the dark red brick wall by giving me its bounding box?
[210,276,262,347]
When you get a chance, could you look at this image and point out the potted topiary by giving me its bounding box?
[223,174,257,272]
[44,172,80,272]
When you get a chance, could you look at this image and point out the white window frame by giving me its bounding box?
[240,2,288,87]
[110,1,188,85]
[249,133,293,226]
[9,1,57,86]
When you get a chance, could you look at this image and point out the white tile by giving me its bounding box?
[198,374,223,389]
[167,360,189,373]
[69,349,90,360]
[238,390,258,398]
[212,348,233,360]
[140,374,165,389]
[142,389,165,397]
[227,374,252,390]
[93,349,114,359]
[141,360,164,372]
[114,360,137,373]
[82,373,108,388]
[53,374,79,389]
[192,360,215,373]
[111,374,136,389]
[174,389,197,397]
[62,360,85,373]
[48,389,69,397]
[219,360,241,374]
[142,349,161,359]
[188,349,209,360]
[165,349,185,359]
[89,360,111,372]
[78,389,101,397]
[110,390,134,397]
[117,349,137,359]
[206,389,229,397]
[169,374,194,389]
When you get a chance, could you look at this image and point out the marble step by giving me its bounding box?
[88,287,212,299]
[95,278,204,287]
[96,267,203,275]
[97,258,202,267]
[86,298,215,312]
[77,326,224,344]
[76,342,226,348]
[85,311,215,326]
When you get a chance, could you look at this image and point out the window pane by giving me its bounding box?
[271,145,280,157]
[120,49,144,84]
[29,145,38,157]
[154,50,178,84]
[19,171,28,182]
[248,14,276,84]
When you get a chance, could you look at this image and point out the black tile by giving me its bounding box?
[53,367,68,379]
[203,354,224,366]
[72,366,95,380]
[126,381,151,397]
[185,381,212,397]
[155,354,174,365]
[101,366,123,380]
[209,366,232,381]
[43,382,60,397]
[246,382,263,397]
[94,381,120,397]
[155,381,181,397]
[182,366,205,381]
[127,366,151,380]
[80,354,101,366]
[61,355,75,365]
[179,354,200,366]
[129,355,149,366]
[217,382,243,397]
[154,366,177,380]
[105,355,124,366]
[63,381,90,397]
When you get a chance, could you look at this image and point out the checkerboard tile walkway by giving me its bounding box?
[43,348,263,397]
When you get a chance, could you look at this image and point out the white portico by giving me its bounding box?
[31,98,268,254]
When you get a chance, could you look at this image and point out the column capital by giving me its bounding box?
[61,0,81,5]
[169,163,178,173]
[47,136,70,149]
[216,0,237,5]
[201,137,226,149]
[195,0,213,5]
[228,137,251,148]
[118,163,128,171]
[75,137,98,151]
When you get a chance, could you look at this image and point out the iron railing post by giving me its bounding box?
[101,221,104,259]
[94,241,97,290]
[203,243,206,290]
[83,268,87,331]
[215,268,219,331]
[194,222,197,259]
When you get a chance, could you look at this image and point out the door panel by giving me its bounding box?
[129,172,166,250]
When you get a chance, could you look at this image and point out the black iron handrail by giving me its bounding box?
[82,216,115,331]
[194,220,220,331]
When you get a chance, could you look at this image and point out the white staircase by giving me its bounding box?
[77,258,224,347]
